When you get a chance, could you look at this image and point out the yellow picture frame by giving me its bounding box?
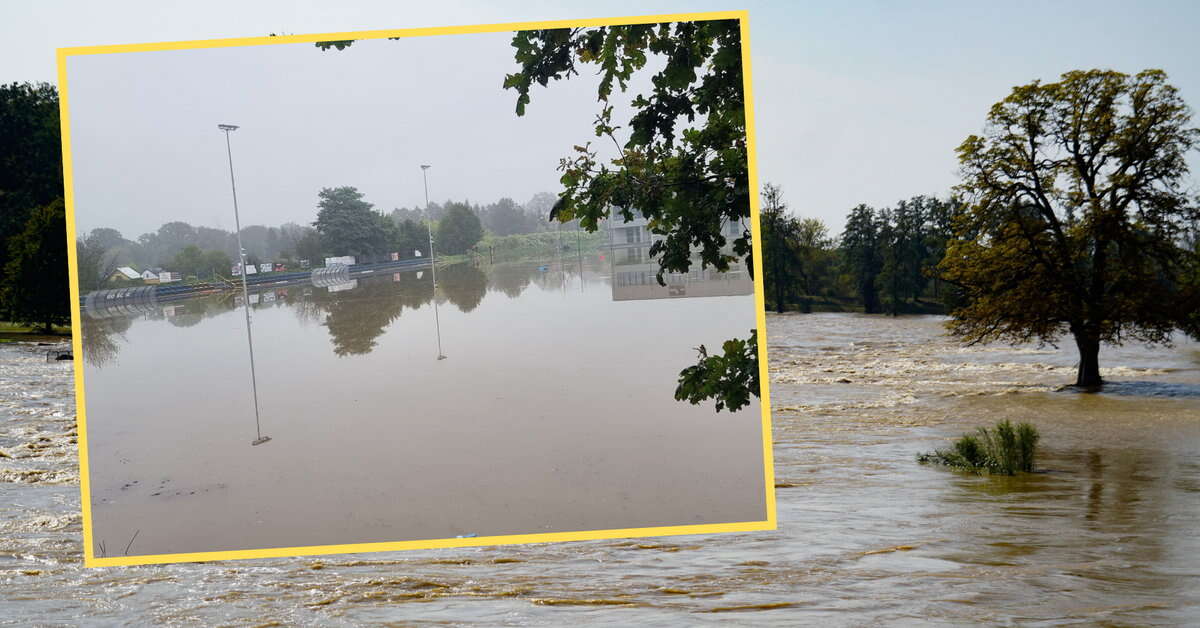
[58,10,776,568]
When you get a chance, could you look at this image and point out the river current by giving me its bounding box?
[2,304,1197,624]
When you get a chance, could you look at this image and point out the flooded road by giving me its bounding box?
[3,307,1198,624]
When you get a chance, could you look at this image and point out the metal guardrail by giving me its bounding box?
[81,258,435,315]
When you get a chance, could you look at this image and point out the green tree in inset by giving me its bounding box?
[313,186,386,259]
[436,202,483,255]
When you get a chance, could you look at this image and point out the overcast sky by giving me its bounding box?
[5,1,1200,237]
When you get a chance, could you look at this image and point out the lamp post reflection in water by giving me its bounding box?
[421,164,446,361]
[219,123,270,446]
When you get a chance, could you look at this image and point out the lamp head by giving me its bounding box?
[420,164,431,170]
[218,124,240,131]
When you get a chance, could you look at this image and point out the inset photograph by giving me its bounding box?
[62,14,773,565]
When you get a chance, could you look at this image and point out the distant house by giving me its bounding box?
[140,270,159,282]
[158,271,182,284]
[108,267,141,282]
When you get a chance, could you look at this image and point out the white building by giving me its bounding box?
[606,207,751,301]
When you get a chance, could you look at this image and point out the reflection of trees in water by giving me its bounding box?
[81,263,513,362]
[79,316,132,367]
[529,261,579,292]
[166,298,210,328]
[438,263,488,313]
[306,271,434,356]
[286,290,325,327]
[487,262,535,299]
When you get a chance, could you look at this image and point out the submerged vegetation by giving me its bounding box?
[918,420,1040,475]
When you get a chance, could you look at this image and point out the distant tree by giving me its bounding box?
[392,218,428,258]
[0,82,62,272]
[922,196,960,301]
[523,192,558,231]
[313,186,387,259]
[436,202,484,255]
[1,199,68,332]
[294,229,324,264]
[168,245,207,278]
[793,217,834,312]
[390,207,425,225]
[482,197,533,236]
[841,204,884,313]
[76,228,135,291]
[942,69,1200,388]
[202,249,233,278]
[759,183,802,313]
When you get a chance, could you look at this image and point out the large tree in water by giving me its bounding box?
[941,69,1200,388]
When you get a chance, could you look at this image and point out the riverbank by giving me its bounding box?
[0,321,70,343]
[1,313,1196,624]
[767,297,949,315]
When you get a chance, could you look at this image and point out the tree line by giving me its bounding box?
[761,184,961,315]
[0,82,66,332]
[76,186,570,291]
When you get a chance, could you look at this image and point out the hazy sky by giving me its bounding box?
[5,1,1200,237]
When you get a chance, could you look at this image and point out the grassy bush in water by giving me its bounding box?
[918,420,1039,475]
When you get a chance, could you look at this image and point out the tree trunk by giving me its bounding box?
[1073,332,1102,388]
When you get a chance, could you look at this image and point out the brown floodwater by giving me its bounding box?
[2,291,1197,624]
[77,259,765,557]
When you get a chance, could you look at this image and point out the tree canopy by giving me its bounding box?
[436,202,484,255]
[0,82,62,269]
[313,186,389,259]
[941,68,1200,387]
[503,19,750,284]
[504,19,759,413]
[1,198,69,331]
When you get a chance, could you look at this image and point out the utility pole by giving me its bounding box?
[421,164,446,360]
[219,123,269,446]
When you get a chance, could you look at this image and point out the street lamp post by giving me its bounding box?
[219,123,269,446]
[421,164,446,360]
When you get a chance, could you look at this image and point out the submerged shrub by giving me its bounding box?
[918,420,1039,475]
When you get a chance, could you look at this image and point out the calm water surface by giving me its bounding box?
[2,292,1197,624]
[79,260,765,556]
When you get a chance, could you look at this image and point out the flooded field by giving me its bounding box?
[2,303,1198,624]
[76,259,765,558]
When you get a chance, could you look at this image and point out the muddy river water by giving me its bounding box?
[2,271,1198,624]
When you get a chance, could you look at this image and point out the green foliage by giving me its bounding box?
[480,229,606,263]
[0,82,62,269]
[942,68,1200,387]
[1,199,69,332]
[313,186,388,259]
[391,218,429,258]
[166,245,232,279]
[436,202,484,255]
[504,20,750,285]
[480,197,536,236]
[840,204,884,313]
[756,194,957,315]
[505,20,762,414]
[674,330,759,413]
[918,420,1040,475]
